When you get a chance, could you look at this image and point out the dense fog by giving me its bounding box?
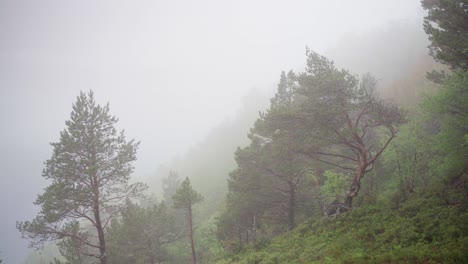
[0,1,440,263]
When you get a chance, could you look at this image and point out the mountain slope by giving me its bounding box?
[217,194,467,264]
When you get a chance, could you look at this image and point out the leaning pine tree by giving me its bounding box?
[17,91,147,264]
[257,50,405,208]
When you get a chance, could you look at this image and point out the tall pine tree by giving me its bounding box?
[17,91,146,264]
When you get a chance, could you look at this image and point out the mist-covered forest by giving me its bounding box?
[1,0,467,263]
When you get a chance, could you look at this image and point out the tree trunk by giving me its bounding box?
[344,170,363,207]
[188,205,197,264]
[252,212,257,244]
[344,143,368,208]
[287,182,296,231]
[93,205,107,264]
[91,151,107,264]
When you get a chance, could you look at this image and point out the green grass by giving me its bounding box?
[217,195,468,264]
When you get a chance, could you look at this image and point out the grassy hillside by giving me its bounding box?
[217,193,467,264]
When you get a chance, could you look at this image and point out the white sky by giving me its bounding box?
[0,0,423,262]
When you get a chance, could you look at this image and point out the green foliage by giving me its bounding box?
[378,68,467,211]
[259,65,468,264]
[218,50,407,258]
[422,0,468,70]
[380,112,435,207]
[16,91,146,263]
[421,71,468,179]
[218,69,324,250]
[275,51,404,206]
[321,171,349,203]
[218,193,468,264]
[173,177,204,210]
[172,177,204,264]
[52,231,96,264]
[106,199,180,264]
[214,12,468,259]
[148,88,272,229]
[196,214,226,263]
[215,7,468,260]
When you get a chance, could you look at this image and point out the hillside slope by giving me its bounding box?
[217,194,467,264]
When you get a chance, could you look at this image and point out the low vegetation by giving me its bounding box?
[217,193,467,264]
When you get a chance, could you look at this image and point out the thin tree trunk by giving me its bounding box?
[188,205,196,264]
[91,151,107,264]
[93,205,107,264]
[287,182,296,231]
[246,225,250,244]
[252,212,257,244]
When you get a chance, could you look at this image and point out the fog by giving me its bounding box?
[0,0,424,262]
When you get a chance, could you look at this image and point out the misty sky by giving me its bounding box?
[0,0,424,262]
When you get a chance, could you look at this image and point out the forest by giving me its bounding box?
[4,1,467,264]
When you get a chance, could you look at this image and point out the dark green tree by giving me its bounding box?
[422,0,468,70]
[221,141,316,243]
[107,200,180,264]
[381,111,440,208]
[216,192,260,252]
[422,72,468,181]
[218,71,321,251]
[230,73,314,231]
[51,234,95,264]
[241,52,404,210]
[172,177,203,264]
[218,143,271,250]
[294,52,405,207]
[218,52,405,253]
[251,70,320,228]
[420,0,468,205]
[17,91,146,264]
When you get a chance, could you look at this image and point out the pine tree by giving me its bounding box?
[293,52,405,207]
[17,91,147,264]
[172,177,203,264]
[422,0,468,70]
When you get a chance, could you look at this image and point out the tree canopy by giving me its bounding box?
[422,0,468,70]
[17,91,146,264]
